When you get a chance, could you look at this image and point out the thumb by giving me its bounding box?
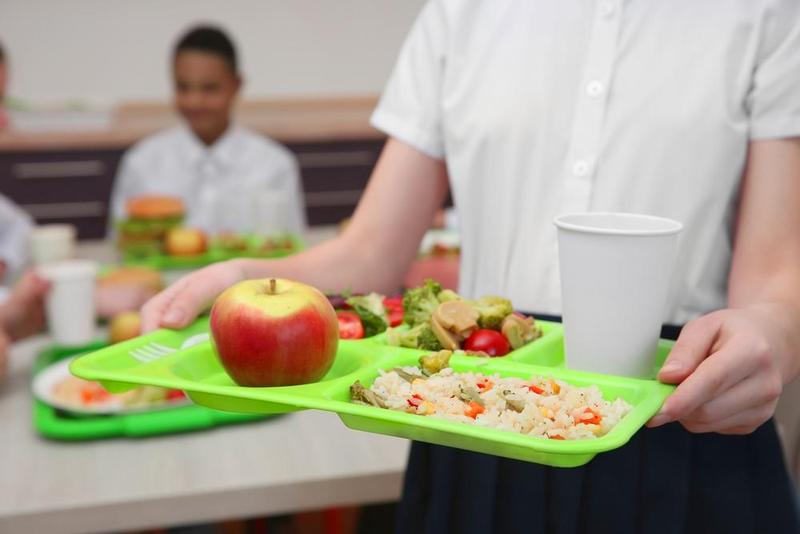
[658,312,722,384]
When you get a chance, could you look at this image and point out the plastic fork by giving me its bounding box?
[128,333,210,364]
[129,342,176,363]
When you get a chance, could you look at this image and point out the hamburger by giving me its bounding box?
[116,195,185,256]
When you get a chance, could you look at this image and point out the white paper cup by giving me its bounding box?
[29,224,76,265]
[39,260,98,346]
[253,191,289,236]
[554,213,683,378]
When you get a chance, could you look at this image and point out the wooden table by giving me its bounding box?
[0,231,410,534]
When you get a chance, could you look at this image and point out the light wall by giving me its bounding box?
[0,0,424,106]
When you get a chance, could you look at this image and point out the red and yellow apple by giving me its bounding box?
[210,278,339,387]
[164,227,207,256]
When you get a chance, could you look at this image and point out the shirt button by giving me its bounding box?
[586,81,605,98]
[572,160,591,177]
[599,1,616,18]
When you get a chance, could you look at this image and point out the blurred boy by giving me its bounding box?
[110,25,306,235]
[0,271,49,382]
[0,194,33,285]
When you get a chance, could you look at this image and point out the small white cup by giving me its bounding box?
[253,191,289,236]
[554,212,683,378]
[29,224,76,266]
[38,259,98,346]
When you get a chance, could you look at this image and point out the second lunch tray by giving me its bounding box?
[123,234,304,271]
[34,321,270,441]
[71,319,675,466]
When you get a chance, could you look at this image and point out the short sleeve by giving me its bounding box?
[370,0,448,159]
[0,194,33,276]
[747,1,800,139]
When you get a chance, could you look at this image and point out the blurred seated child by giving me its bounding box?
[0,194,33,288]
[0,271,49,382]
[110,25,306,236]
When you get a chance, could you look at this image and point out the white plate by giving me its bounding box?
[32,356,189,415]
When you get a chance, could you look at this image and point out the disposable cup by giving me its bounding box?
[29,224,76,265]
[554,212,682,378]
[39,259,98,346]
[253,191,289,236]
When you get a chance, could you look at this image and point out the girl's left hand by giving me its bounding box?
[647,306,795,434]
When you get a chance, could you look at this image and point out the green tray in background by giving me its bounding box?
[123,233,304,271]
[71,319,675,466]
[33,321,269,441]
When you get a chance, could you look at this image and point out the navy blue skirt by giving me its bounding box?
[395,320,800,534]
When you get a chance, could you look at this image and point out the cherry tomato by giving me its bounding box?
[463,329,511,356]
[383,296,404,327]
[337,310,365,339]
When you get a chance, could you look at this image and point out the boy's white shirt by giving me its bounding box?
[110,124,307,235]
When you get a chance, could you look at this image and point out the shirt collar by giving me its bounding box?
[178,122,240,170]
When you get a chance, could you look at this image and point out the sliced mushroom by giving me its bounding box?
[501,313,542,349]
[431,314,461,350]
[434,300,480,337]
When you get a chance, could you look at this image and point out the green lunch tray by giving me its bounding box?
[123,234,304,271]
[71,320,675,466]
[34,324,268,441]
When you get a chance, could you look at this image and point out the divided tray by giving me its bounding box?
[70,319,674,466]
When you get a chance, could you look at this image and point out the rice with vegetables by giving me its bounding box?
[351,351,632,440]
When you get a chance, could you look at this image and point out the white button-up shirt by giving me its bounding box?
[110,125,307,235]
[0,194,33,279]
[371,0,800,324]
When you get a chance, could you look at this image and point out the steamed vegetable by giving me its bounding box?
[501,313,543,349]
[470,296,514,330]
[402,279,443,327]
[386,282,540,353]
[387,322,443,351]
[347,293,390,337]
[350,380,388,408]
[419,350,452,375]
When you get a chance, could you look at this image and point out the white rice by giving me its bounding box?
[367,367,632,440]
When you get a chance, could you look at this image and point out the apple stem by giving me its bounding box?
[269,278,277,295]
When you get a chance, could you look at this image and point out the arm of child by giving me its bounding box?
[650,138,800,434]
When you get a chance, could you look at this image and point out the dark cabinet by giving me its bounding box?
[0,138,385,239]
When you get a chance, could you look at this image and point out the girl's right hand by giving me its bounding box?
[140,259,248,333]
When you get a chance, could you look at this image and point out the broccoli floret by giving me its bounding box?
[470,296,514,330]
[357,307,389,337]
[436,289,461,303]
[416,324,444,351]
[385,323,442,351]
[402,279,442,327]
[347,292,389,337]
